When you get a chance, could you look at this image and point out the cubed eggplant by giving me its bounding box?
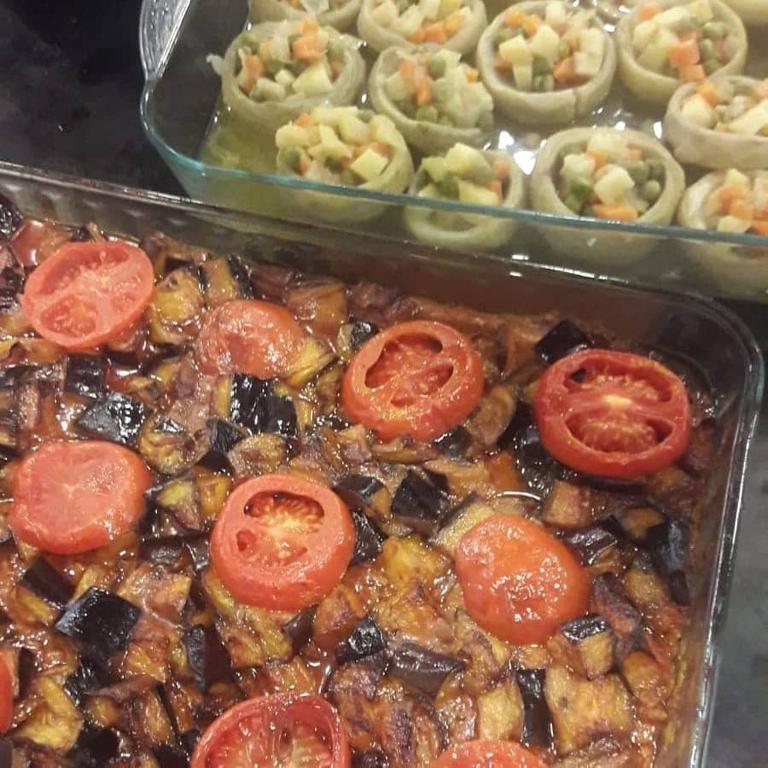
[352,750,387,768]
[65,656,114,706]
[0,738,10,768]
[0,195,21,242]
[185,536,210,573]
[0,411,17,454]
[337,320,379,359]
[350,510,384,566]
[533,320,592,365]
[16,648,36,700]
[229,374,273,428]
[184,624,233,692]
[282,606,317,655]
[139,537,187,568]
[591,574,642,661]
[515,668,554,749]
[179,731,200,757]
[138,415,204,476]
[66,725,120,768]
[561,526,618,566]
[200,256,254,304]
[556,615,614,680]
[0,267,22,312]
[391,471,448,535]
[75,391,149,446]
[20,557,74,608]
[607,506,665,543]
[645,518,690,605]
[335,617,386,665]
[433,427,472,457]
[155,479,202,532]
[198,419,246,473]
[389,642,464,696]
[259,395,298,439]
[334,475,389,519]
[55,588,140,658]
[0,365,29,390]
[154,745,190,768]
[542,481,593,529]
[64,355,106,400]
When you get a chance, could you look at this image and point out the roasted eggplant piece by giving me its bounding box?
[257,395,298,440]
[64,354,106,400]
[434,427,472,458]
[154,745,190,768]
[334,475,391,524]
[389,642,464,696]
[155,478,202,532]
[228,374,273,428]
[350,509,384,566]
[353,750,388,768]
[337,319,379,360]
[20,558,74,608]
[645,518,690,606]
[542,481,593,529]
[551,615,614,680]
[515,668,554,749]
[147,265,205,346]
[185,624,233,692]
[335,617,386,665]
[391,471,448,535]
[185,536,210,573]
[226,433,288,479]
[534,321,592,365]
[75,391,149,446]
[18,676,83,751]
[282,606,317,655]
[0,739,10,767]
[607,505,665,543]
[0,264,23,313]
[65,657,113,707]
[200,255,254,305]
[477,679,524,741]
[561,526,619,567]
[0,195,21,242]
[138,414,204,476]
[432,496,496,557]
[591,575,642,661]
[66,725,120,768]
[0,411,17,455]
[55,587,140,658]
[619,650,668,724]
[199,418,246,473]
[139,536,187,568]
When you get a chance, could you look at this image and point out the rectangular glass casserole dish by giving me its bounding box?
[139,0,768,303]
[0,159,762,767]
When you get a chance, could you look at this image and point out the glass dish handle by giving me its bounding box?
[139,0,193,81]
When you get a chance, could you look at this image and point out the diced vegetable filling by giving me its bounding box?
[704,169,768,236]
[681,78,768,135]
[368,0,473,44]
[384,51,494,130]
[276,107,398,186]
[631,0,740,83]
[557,130,665,220]
[494,1,606,93]
[285,0,348,11]
[234,20,345,102]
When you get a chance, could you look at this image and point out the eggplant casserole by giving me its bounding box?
[0,197,713,768]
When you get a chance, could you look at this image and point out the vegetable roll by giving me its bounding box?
[368,47,495,154]
[616,0,747,106]
[476,1,616,126]
[588,0,642,24]
[403,143,525,251]
[249,0,363,30]
[665,76,768,170]
[274,106,414,223]
[216,20,365,133]
[720,0,768,25]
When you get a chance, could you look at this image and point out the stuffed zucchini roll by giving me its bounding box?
[665,76,768,169]
[217,20,365,133]
[476,1,616,126]
[721,0,768,25]
[403,143,525,250]
[677,168,768,296]
[530,127,685,264]
[357,0,486,54]
[368,47,495,154]
[249,0,363,30]
[588,0,641,24]
[274,106,414,223]
[616,0,747,106]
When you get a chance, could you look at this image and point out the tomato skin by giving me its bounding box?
[20,241,154,350]
[211,474,354,611]
[190,694,350,768]
[195,299,305,377]
[430,740,546,768]
[534,349,691,479]
[10,441,152,555]
[455,514,590,645]
[0,657,13,733]
[341,320,484,443]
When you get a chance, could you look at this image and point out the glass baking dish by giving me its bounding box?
[0,159,762,767]
[138,0,768,303]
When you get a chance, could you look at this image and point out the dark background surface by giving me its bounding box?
[1,0,767,764]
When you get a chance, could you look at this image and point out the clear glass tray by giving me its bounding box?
[139,0,768,304]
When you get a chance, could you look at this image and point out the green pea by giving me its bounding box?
[563,193,584,213]
[642,180,662,203]
[569,176,593,202]
[703,57,720,75]
[438,174,460,198]
[415,104,439,122]
[627,161,650,185]
[283,146,303,173]
[468,162,495,186]
[673,16,700,34]
[647,157,665,181]
[698,39,715,61]
[327,42,345,62]
[734,82,755,96]
[266,58,284,77]
[427,56,447,80]
[477,111,495,132]
[398,99,416,117]
[340,168,357,186]
[358,109,374,122]
[533,74,554,92]
[703,21,727,40]
[533,56,552,76]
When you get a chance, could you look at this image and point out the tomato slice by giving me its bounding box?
[210,474,354,611]
[0,657,13,733]
[534,349,691,478]
[341,320,484,443]
[195,299,305,377]
[191,695,350,768]
[431,741,545,768]
[20,241,154,350]
[455,514,590,645]
[10,441,152,555]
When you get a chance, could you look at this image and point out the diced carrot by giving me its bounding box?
[668,39,700,69]
[296,113,315,128]
[680,64,706,83]
[244,54,265,78]
[586,149,607,169]
[750,220,768,236]
[638,1,662,20]
[626,148,644,162]
[292,35,321,63]
[466,67,479,82]
[553,56,576,84]
[300,18,319,34]
[522,14,541,37]
[399,56,416,80]
[444,10,465,36]
[298,153,311,174]
[415,75,433,106]
[372,141,392,158]
[591,204,639,222]
[697,80,721,107]
[408,26,427,44]
[730,199,755,221]
[504,8,525,28]
[493,157,510,180]
[424,21,448,44]
[486,179,504,200]
[258,40,273,60]
[717,184,747,214]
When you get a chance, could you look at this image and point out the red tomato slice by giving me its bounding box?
[191,695,350,768]
[431,741,545,768]
[210,474,354,611]
[10,441,152,555]
[0,657,13,733]
[534,349,691,478]
[455,514,590,645]
[195,299,305,378]
[341,320,484,442]
[20,241,154,350]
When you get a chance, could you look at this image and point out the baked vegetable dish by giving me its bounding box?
[0,195,715,766]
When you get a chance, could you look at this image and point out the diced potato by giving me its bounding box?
[437,49,462,69]
[275,68,296,89]
[689,0,714,22]
[385,72,412,102]
[545,1,568,29]
[562,152,596,181]
[476,680,524,740]
[681,94,715,127]
[717,215,752,233]
[255,77,286,101]
[338,113,371,145]
[579,28,604,60]
[587,129,628,158]
[370,115,401,147]
[422,156,449,183]
[529,24,562,62]
[372,0,398,26]
[724,168,750,187]
[440,0,462,17]
[594,166,636,205]
[420,0,442,21]
[293,61,334,97]
[499,36,533,66]
[445,142,484,175]
[513,63,534,92]
[632,19,658,51]
[459,180,500,207]
[728,102,768,135]
[351,148,389,182]
[655,5,690,28]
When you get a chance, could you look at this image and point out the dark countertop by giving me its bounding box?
[1,1,766,764]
